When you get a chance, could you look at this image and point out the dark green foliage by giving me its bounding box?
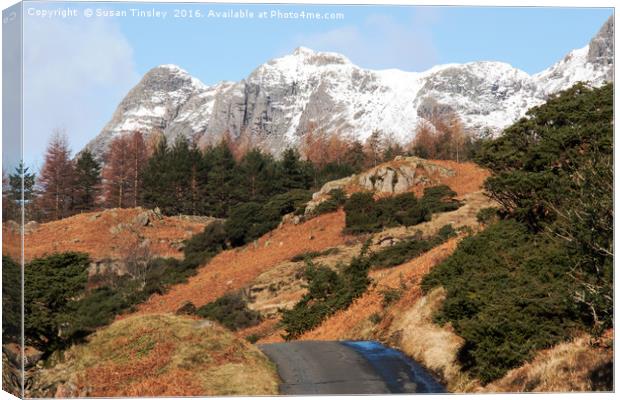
[225,190,312,246]
[204,141,242,217]
[196,292,261,331]
[2,256,21,341]
[313,162,357,188]
[281,245,372,339]
[313,188,348,216]
[290,248,340,262]
[238,149,280,203]
[380,288,402,307]
[225,202,264,247]
[477,83,613,329]
[369,225,457,269]
[246,334,261,344]
[73,150,101,212]
[343,187,461,234]
[344,140,367,171]
[183,220,228,265]
[142,136,209,216]
[5,161,37,221]
[343,192,379,233]
[422,221,583,383]
[24,253,90,349]
[313,200,339,215]
[141,141,316,219]
[278,148,314,191]
[477,83,612,229]
[476,207,499,225]
[421,84,613,384]
[369,312,382,325]
[420,185,461,213]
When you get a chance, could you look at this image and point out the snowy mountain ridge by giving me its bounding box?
[85,16,613,158]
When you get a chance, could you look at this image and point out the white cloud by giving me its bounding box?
[293,9,440,72]
[23,17,139,167]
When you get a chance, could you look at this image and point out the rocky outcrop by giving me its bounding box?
[356,157,455,193]
[304,157,455,215]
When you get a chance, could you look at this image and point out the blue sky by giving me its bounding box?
[15,1,613,169]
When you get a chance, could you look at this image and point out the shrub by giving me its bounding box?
[196,292,262,331]
[313,188,348,216]
[246,334,261,344]
[281,245,372,339]
[369,224,456,269]
[313,199,339,215]
[420,185,462,213]
[421,220,585,384]
[381,288,402,307]
[24,253,90,350]
[225,190,312,246]
[343,186,460,234]
[369,313,382,324]
[476,207,499,225]
[343,192,380,233]
[2,256,21,342]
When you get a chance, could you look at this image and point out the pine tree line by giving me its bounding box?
[5,113,486,222]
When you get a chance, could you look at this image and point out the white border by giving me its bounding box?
[0,1,617,400]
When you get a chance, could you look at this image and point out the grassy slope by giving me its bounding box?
[132,210,348,315]
[4,207,209,262]
[32,314,279,397]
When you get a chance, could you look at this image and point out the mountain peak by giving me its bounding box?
[143,64,207,91]
[292,46,315,56]
[587,16,613,66]
[280,46,352,66]
[85,17,613,160]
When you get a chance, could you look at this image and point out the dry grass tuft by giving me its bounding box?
[483,333,613,393]
[34,314,279,397]
[384,286,478,392]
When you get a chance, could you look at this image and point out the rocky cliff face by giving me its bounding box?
[534,16,614,94]
[84,17,614,159]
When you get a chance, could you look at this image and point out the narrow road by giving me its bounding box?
[259,340,445,395]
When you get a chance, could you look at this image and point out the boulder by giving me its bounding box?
[24,221,39,234]
[133,211,150,227]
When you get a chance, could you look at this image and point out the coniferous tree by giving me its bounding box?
[73,150,101,212]
[141,136,174,213]
[205,140,240,217]
[38,131,75,220]
[278,148,313,191]
[238,149,277,203]
[5,162,37,221]
[169,135,207,215]
[344,140,367,172]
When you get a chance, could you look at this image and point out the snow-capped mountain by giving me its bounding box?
[85,16,613,158]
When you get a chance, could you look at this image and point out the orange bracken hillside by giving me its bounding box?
[11,208,208,262]
[134,211,348,314]
[300,238,459,341]
[429,160,490,197]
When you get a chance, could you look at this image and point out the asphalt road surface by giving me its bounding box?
[259,340,445,395]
